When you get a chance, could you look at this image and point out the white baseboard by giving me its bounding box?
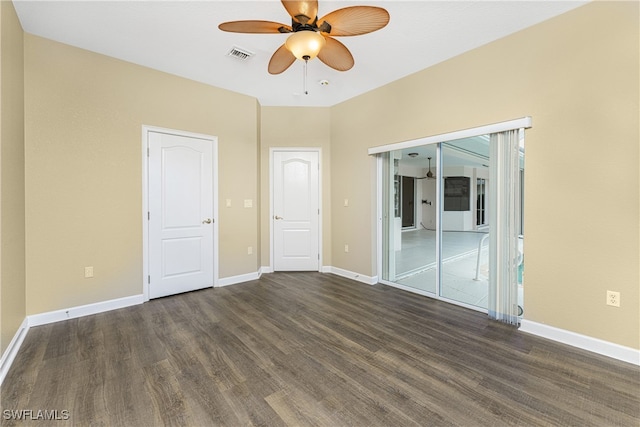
[28,294,144,327]
[217,270,262,287]
[260,266,378,287]
[1,294,144,385]
[520,319,640,366]
[324,266,378,285]
[0,318,29,386]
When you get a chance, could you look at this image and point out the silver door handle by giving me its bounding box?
[202,218,212,224]
[274,215,283,220]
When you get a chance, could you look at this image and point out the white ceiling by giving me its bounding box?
[13,0,588,107]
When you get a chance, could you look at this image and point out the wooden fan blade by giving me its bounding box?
[318,6,389,36]
[218,20,291,34]
[281,0,318,25]
[268,44,296,74]
[317,37,354,71]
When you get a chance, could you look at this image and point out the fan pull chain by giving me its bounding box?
[303,58,309,95]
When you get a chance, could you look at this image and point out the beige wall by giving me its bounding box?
[24,35,260,315]
[0,0,26,354]
[329,115,378,277]
[259,107,332,267]
[331,1,639,349]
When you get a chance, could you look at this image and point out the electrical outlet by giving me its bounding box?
[84,266,94,278]
[247,246,253,255]
[344,244,349,253]
[606,290,620,307]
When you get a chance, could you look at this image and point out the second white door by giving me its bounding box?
[273,151,320,271]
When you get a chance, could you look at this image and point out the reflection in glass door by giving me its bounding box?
[380,138,493,307]
[440,138,491,308]
[380,134,524,315]
[382,149,437,294]
[401,176,416,228]
[477,178,486,227]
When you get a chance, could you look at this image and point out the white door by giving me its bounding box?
[148,131,214,298]
[273,151,320,271]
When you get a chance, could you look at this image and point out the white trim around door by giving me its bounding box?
[269,148,322,272]
[142,126,219,301]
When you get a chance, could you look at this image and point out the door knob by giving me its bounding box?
[274,215,283,220]
[202,218,212,224]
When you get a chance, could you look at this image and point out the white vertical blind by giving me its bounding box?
[488,129,522,325]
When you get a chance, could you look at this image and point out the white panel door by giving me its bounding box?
[273,151,319,271]
[149,131,214,298]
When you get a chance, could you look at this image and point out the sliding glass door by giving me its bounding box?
[379,132,524,322]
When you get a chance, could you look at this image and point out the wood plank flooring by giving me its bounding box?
[2,273,639,426]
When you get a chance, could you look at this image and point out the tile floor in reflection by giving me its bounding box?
[393,229,523,311]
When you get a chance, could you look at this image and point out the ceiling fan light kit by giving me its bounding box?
[218,0,389,77]
[284,30,326,60]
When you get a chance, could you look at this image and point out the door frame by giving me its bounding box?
[269,148,322,272]
[142,125,219,301]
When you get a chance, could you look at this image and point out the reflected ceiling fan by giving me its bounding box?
[416,156,436,180]
[218,0,390,75]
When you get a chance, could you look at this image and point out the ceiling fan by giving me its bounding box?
[416,157,436,180]
[218,0,390,75]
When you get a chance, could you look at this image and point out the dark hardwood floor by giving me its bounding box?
[2,273,639,426]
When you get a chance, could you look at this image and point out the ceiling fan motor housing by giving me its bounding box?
[290,18,332,35]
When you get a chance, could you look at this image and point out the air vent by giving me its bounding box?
[227,46,254,61]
